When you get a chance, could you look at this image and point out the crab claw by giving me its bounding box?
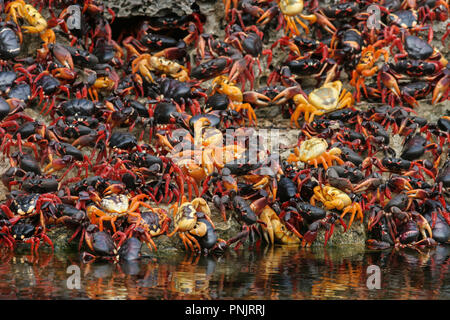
[366,239,392,250]
[353,177,384,193]
[257,5,279,25]
[413,213,433,240]
[104,183,126,195]
[380,71,401,97]
[250,197,268,215]
[314,11,337,34]
[272,36,301,56]
[83,224,98,252]
[329,176,353,193]
[50,44,74,70]
[406,189,430,199]
[51,67,77,80]
[193,117,211,146]
[272,86,306,105]
[431,73,449,105]
[155,133,174,152]
[402,92,419,108]
[367,210,383,232]
[270,178,278,201]
[72,132,103,148]
[302,229,318,247]
[389,176,413,191]
[260,208,275,244]
[243,91,271,107]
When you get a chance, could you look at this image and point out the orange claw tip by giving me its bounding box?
[272,187,278,201]
[380,72,401,96]
[49,44,74,69]
[431,76,449,105]
[406,189,429,199]
[272,86,303,105]
[104,183,126,195]
[256,6,278,25]
[243,91,271,106]
[52,68,77,80]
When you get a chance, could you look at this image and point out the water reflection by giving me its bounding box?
[0,245,448,299]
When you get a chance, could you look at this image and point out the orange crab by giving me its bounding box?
[89,76,117,102]
[167,197,216,252]
[259,206,302,244]
[212,75,260,125]
[171,117,246,198]
[131,53,189,83]
[6,0,55,44]
[287,137,344,169]
[278,80,354,127]
[86,184,153,233]
[258,0,317,36]
[311,185,363,231]
[213,75,258,125]
[350,44,388,102]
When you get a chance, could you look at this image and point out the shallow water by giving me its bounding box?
[0,244,448,300]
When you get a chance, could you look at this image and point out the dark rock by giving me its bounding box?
[46,226,79,252]
[104,0,195,18]
[312,223,367,247]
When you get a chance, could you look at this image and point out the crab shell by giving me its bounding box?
[150,56,182,74]
[14,194,39,216]
[321,186,352,209]
[297,137,329,161]
[214,144,246,164]
[260,206,300,244]
[189,220,208,237]
[174,203,198,232]
[218,83,243,102]
[308,81,343,112]
[201,128,223,147]
[24,4,47,30]
[101,194,129,214]
[177,158,207,182]
[279,0,304,16]
[272,218,300,244]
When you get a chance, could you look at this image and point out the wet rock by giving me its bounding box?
[104,0,196,18]
[144,234,182,257]
[46,226,78,252]
[213,213,242,239]
[145,208,243,257]
[312,223,367,247]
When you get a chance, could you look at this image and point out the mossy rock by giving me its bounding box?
[312,223,367,247]
[46,226,79,253]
